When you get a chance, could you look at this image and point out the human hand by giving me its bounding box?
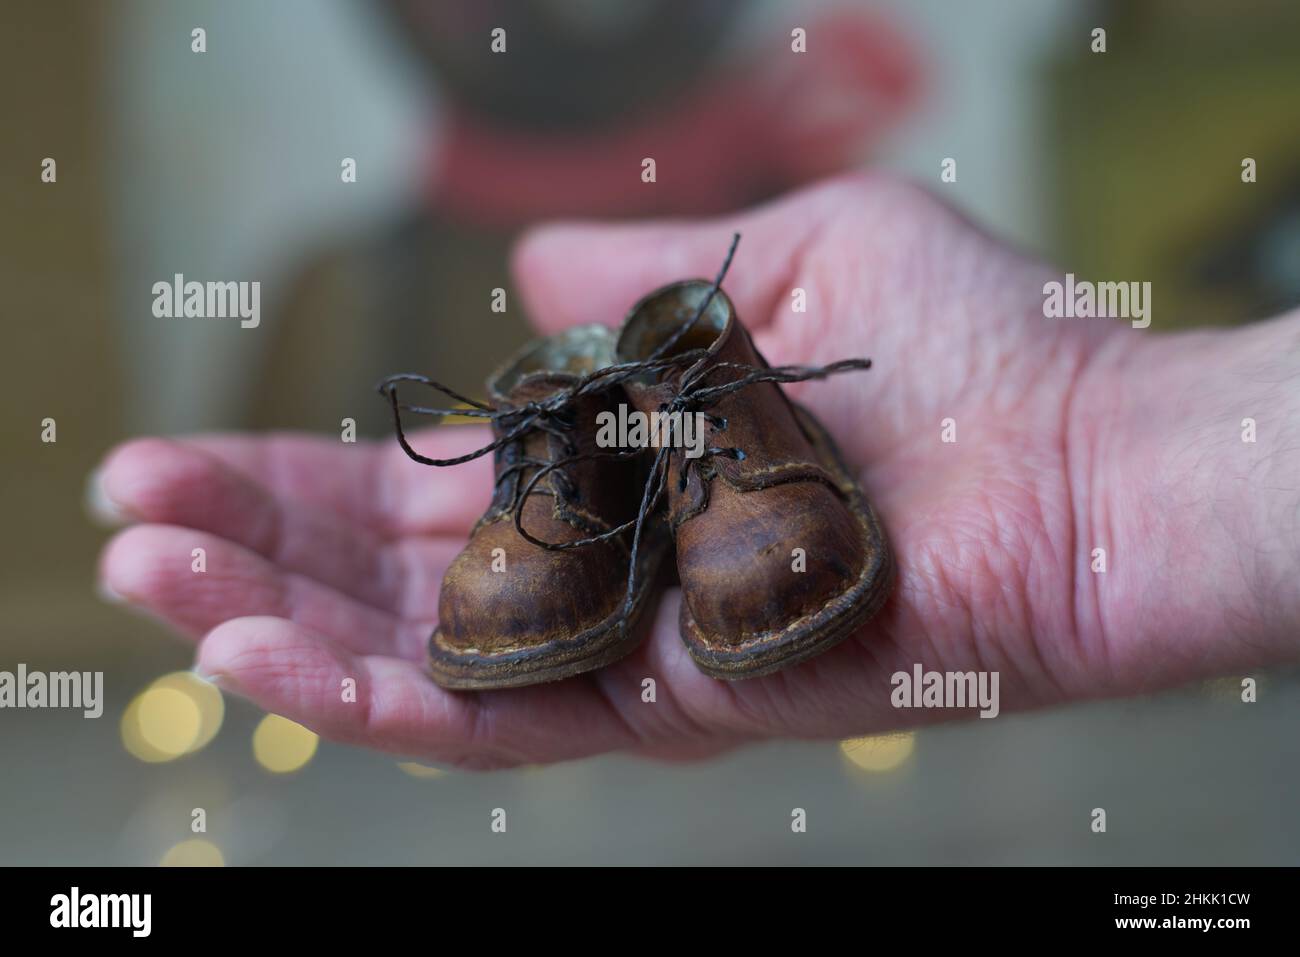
[94,173,1300,768]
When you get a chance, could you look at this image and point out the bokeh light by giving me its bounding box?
[840,732,916,773]
[160,838,225,867]
[121,671,225,763]
[252,714,318,773]
[397,761,446,779]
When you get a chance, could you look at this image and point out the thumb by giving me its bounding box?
[510,177,848,338]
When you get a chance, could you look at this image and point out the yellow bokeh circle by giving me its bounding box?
[397,761,445,779]
[252,714,318,773]
[839,732,916,773]
[160,838,225,867]
[121,671,225,763]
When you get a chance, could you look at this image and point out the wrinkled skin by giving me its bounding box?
[94,174,1300,769]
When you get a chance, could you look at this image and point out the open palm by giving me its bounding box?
[95,174,1299,768]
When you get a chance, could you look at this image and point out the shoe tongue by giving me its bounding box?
[491,373,582,469]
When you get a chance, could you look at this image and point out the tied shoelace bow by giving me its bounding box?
[377,234,872,634]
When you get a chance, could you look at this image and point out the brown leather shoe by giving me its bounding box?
[385,326,671,690]
[616,280,894,679]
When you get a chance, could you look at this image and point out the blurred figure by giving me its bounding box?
[247,0,919,435]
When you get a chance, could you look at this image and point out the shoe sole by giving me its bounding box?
[679,404,895,680]
[427,520,672,691]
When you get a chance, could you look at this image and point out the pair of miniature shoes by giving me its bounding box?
[379,247,893,690]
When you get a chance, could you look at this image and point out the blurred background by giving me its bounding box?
[3,0,1300,865]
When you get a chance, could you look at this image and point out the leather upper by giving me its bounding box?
[437,326,639,654]
[617,281,868,646]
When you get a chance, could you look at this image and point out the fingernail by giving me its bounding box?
[96,578,126,604]
[85,467,130,528]
[192,663,238,693]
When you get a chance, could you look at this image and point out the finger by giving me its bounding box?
[592,589,760,757]
[96,437,466,615]
[601,583,911,746]
[512,175,849,337]
[99,525,434,659]
[132,427,495,538]
[197,617,641,768]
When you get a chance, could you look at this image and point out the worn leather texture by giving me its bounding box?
[431,325,668,689]
[617,281,894,677]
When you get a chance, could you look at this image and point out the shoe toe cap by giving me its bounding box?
[676,485,867,644]
[436,518,627,656]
